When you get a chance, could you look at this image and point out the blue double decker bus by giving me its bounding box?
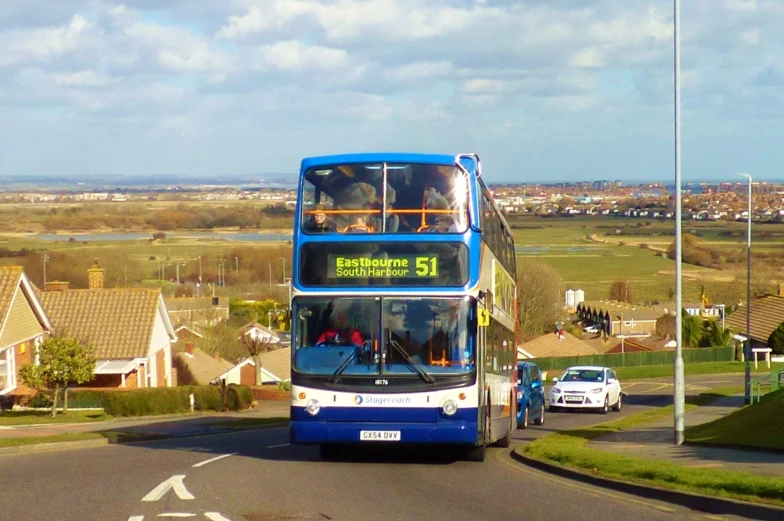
[289,152,517,461]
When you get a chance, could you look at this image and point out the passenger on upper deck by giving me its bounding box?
[304,205,337,232]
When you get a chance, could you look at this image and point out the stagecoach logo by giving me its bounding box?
[353,395,412,406]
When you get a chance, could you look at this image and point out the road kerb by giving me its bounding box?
[511,449,784,521]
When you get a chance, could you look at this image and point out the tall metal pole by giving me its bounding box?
[281,257,286,281]
[42,254,49,288]
[235,256,239,274]
[673,0,686,446]
[741,173,752,404]
[269,262,273,291]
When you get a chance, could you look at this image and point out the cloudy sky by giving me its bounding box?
[1,0,782,183]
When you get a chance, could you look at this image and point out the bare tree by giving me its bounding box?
[242,333,277,385]
[516,259,563,342]
[609,279,634,304]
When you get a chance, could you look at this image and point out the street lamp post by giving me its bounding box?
[673,0,686,446]
[235,256,239,274]
[740,172,752,404]
[42,254,50,288]
[268,262,273,291]
[280,257,286,281]
[197,256,202,296]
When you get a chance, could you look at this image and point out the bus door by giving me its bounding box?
[477,302,491,442]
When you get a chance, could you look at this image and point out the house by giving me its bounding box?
[607,336,676,354]
[173,324,204,343]
[258,347,291,382]
[0,266,53,404]
[725,292,784,350]
[517,332,600,360]
[174,344,277,386]
[576,301,659,337]
[239,321,281,345]
[38,263,177,388]
[165,296,230,328]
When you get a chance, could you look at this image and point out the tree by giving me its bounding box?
[242,333,277,385]
[767,322,784,355]
[700,320,732,347]
[609,279,634,304]
[516,259,563,342]
[18,336,96,416]
[682,314,703,348]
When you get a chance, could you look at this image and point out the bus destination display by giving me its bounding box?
[328,254,438,278]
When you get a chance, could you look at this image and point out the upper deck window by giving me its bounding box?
[300,163,469,234]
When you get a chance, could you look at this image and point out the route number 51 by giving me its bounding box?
[415,257,438,277]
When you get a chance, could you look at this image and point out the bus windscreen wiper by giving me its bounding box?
[387,332,435,384]
[329,347,359,383]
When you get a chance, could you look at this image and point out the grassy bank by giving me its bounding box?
[520,390,784,506]
[615,361,784,381]
[687,388,784,451]
[0,410,111,426]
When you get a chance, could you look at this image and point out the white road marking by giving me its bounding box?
[142,475,195,502]
[205,513,233,521]
[192,453,237,468]
[128,517,145,521]
[156,515,196,518]
[266,443,290,449]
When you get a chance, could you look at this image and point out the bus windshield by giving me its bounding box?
[293,297,474,380]
[300,163,469,234]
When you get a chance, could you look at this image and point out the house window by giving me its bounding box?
[0,347,16,394]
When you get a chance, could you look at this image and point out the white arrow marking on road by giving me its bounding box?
[192,453,237,468]
[156,514,196,518]
[142,475,195,502]
[128,517,144,521]
[205,513,233,521]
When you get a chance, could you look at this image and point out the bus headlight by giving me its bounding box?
[305,399,321,416]
[442,399,458,416]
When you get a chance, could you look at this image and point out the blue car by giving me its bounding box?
[516,361,546,429]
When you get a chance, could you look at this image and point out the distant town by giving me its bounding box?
[3,178,784,223]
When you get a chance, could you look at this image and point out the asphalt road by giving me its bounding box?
[0,375,753,521]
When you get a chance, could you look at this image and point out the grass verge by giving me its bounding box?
[687,388,784,451]
[0,410,111,426]
[615,361,783,381]
[519,390,784,507]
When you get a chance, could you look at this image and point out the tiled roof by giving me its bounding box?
[175,348,232,385]
[520,332,600,359]
[0,266,23,328]
[260,347,291,381]
[240,321,280,340]
[725,295,784,343]
[579,301,659,321]
[39,289,164,359]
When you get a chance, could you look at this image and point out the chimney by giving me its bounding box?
[185,342,194,355]
[779,283,784,297]
[214,351,221,361]
[88,260,104,290]
[45,281,70,292]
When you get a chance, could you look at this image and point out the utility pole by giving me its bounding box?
[269,262,273,291]
[281,257,286,281]
[235,256,239,274]
[176,263,180,285]
[673,0,686,446]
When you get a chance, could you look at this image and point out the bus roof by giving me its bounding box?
[300,153,466,172]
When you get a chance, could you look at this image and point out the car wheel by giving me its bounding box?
[534,404,545,426]
[613,393,622,412]
[601,396,609,415]
[519,406,529,429]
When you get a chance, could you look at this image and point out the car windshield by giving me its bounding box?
[560,369,605,382]
[292,296,474,381]
[300,162,469,234]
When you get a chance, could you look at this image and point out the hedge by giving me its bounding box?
[532,345,734,372]
[28,385,254,417]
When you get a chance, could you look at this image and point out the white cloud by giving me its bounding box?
[0,14,88,67]
[253,40,351,71]
[55,70,113,87]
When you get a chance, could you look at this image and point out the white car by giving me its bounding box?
[583,325,600,334]
[549,366,622,414]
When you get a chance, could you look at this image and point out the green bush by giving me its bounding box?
[277,381,291,391]
[29,391,54,408]
[227,385,253,410]
[104,388,191,417]
[190,386,221,412]
[68,390,109,409]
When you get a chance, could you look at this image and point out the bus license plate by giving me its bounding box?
[360,430,401,441]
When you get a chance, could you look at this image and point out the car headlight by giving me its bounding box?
[589,387,604,394]
[305,399,321,416]
[516,391,523,400]
[552,387,561,394]
[442,399,458,416]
